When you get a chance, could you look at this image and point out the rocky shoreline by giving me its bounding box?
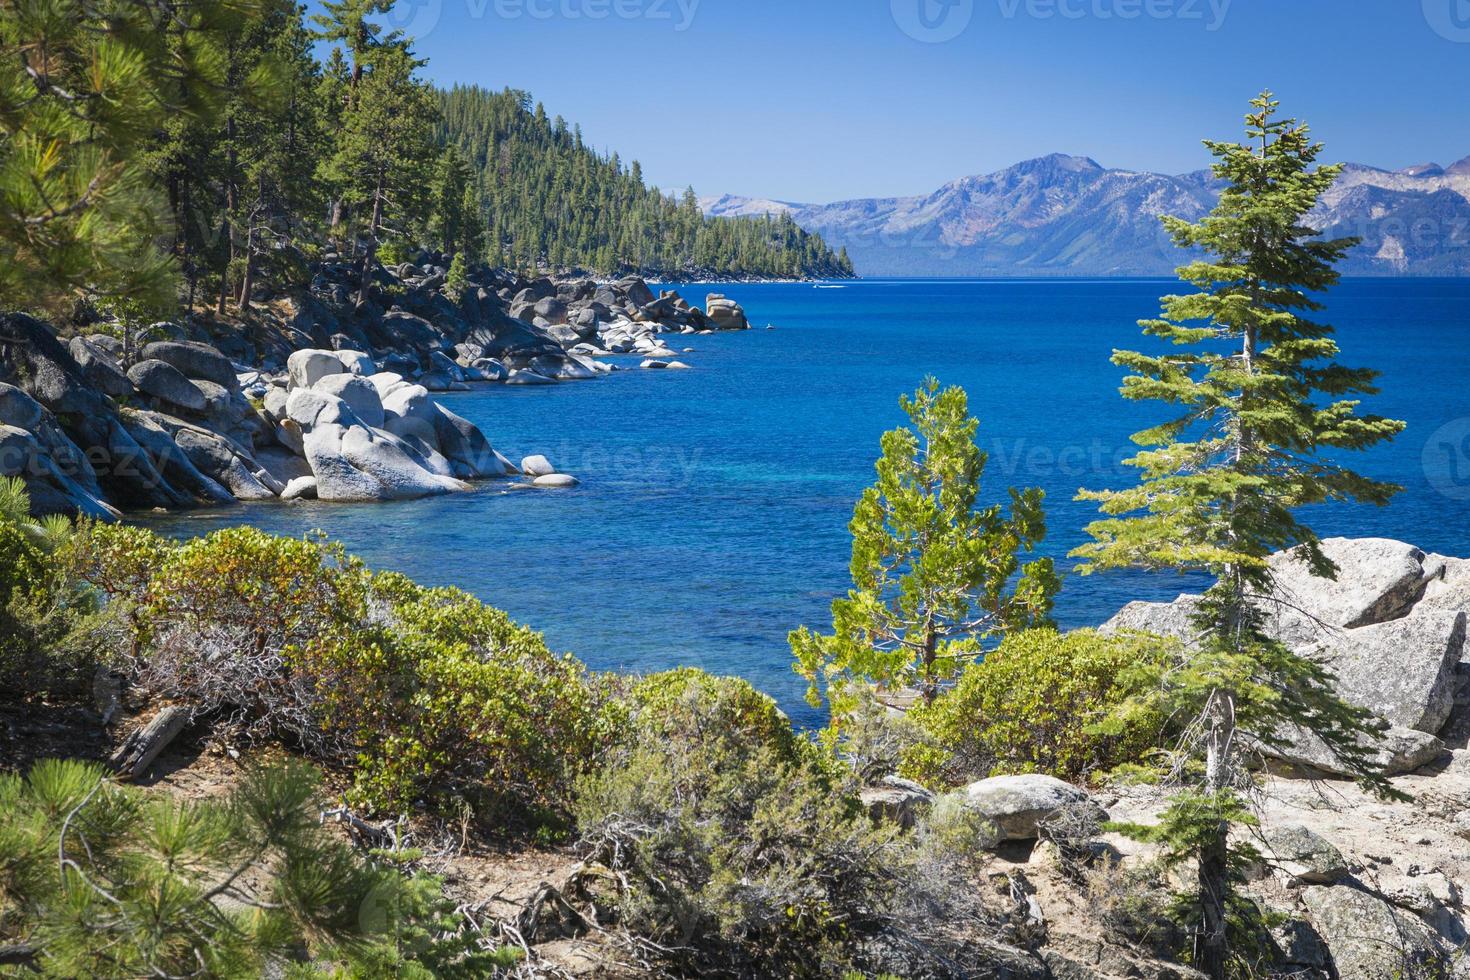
[0,260,754,516]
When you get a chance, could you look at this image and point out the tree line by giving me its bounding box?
[0,0,851,327]
[436,84,854,279]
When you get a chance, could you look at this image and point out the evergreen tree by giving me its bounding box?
[791,379,1059,719]
[0,0,255,317]
[323,43,435,305]
[1072,93,1406,978]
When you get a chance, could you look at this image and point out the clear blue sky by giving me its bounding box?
[369,0,1470,202]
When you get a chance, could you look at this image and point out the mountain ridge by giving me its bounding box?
[702,153,1470,277]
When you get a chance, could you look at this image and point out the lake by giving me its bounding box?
[142,278,1470,727]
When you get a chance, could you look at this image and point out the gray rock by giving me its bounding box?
[505,370,555,385]
[166,424,277,501]
[287,349,345,390]
[860,776,935,830]
[1301,885,1445,979]
[281,476,317,500]
[533,297,569,325]
[641,359,670,370]
[533,473,579,488]
[433,404,511,479]
[1307,611,1465,733]
[0,382,43,430]
[334,350,376,376]
[140,341,239,388]
[1261,825,1349,884]
[1100,594,1203,645]
[312,374,386,430]
[126,360,206,412]
[957,774,1106,843]
[1265,538,1443,648]
[67,338,133,398]
[1263,723,1445,778]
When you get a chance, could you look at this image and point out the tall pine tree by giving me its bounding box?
[1072,93,1406,978]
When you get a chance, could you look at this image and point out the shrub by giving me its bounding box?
[63,527,611,831]
[126,527,370,747]
[307,573,619,829]
[903,628,1178,786]
[0,758,507,978]
[573,669,1008,977]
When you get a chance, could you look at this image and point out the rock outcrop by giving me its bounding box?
[1102,537,1470,779]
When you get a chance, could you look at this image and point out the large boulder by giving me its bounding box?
[154,419,277,501]
[1306,611,1466,733]
[705,293,750,330]
[1264,538,1444,648]
[67,337,133,398]
[533,297,569,325]
[1263,723,1445,778]
[1261,825,1349,884]
[1101,594,1203,644]
[140,341,240,389]
[287,349,346,390]
[432,404,511,478]
[287,389,465,502]
[1301,885,1445,979]
[0,382,43,431]
[334,350,376,376]
[312,374,386,429]
[956,775,1106,843]
[126,359,207,412]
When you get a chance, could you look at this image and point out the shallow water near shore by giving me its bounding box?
[141,278,1470,728]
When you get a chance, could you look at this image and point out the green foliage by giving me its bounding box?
[0,757,501,977]
[575,671,896,976]
[307,572,618,828]
[0,0,259,316]
[61,525,609,831]
[903,628,1178,786]
[792,378,1059,718]
[1071,93,1407,979]
[444,251,470,303]
[437,85,855,279]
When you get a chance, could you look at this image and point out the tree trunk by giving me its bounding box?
[1196,686,1236,979]
[110,705,190,781]
[356,171,386,308]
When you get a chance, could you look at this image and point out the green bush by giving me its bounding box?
[307,573,619,829]
[573,669,1010,977]
[55,525,614,832]
[0,758,508,978]
[903,628,1177,786]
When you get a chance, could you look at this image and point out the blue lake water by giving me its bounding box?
[142,278,1470,727]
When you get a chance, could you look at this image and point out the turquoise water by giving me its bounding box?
[143,278,1470,727]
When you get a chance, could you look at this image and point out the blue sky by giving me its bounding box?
[373,0,1470,202]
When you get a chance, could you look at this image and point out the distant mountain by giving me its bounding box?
[704,153,1470,277]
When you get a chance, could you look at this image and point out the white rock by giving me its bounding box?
[533,474,579,488]
[334,350,376,376]
[281,476,318,500]
[312,374,386,429]
[287,349,345,390]
[520,455,555,477]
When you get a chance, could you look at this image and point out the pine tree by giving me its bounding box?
[791,379,1059,719]
[0,0,256,317]
[322,42,435,306]
[1072,93,1406,978]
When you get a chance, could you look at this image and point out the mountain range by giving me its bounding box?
[701,154,1470,277]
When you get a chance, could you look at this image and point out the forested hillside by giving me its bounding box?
[436,85,854,279]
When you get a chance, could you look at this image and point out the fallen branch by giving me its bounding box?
[109,705,190,780]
